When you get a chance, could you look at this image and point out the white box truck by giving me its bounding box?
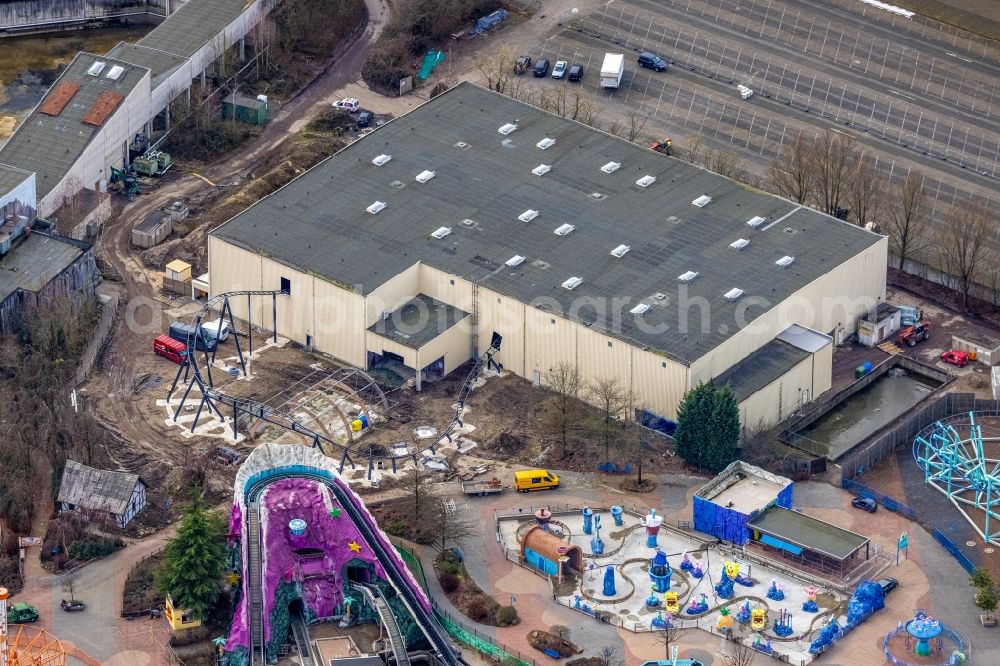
[600,53,624,89]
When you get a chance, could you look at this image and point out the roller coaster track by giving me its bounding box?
[245,471,463,666]
[352,583,411,666]
[167,290,502,473]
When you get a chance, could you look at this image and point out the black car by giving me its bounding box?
[533,58,550,77]
[567,64,584,82]
[851,497,878,513]
[638,51,668,72]
[878,578,899,596]
[356,111,374,128]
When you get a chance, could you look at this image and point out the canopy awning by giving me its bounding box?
[759,533,803,555]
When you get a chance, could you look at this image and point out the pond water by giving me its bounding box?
[1,25,149,139]
[800,370,940,460]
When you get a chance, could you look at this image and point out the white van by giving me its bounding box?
[200,318,231,342]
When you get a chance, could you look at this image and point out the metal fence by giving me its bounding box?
[932,529,976,575]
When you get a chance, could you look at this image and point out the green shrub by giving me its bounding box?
[68,539,122,561]
[494,605,519,626]
[970,567,994,589]
[439,560,461,575]
[975,586,998,613]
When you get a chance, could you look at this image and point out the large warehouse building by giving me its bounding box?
[208,82,887,428]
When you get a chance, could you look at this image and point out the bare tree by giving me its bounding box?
[426,497,477,554]
[723,642,756,666]
[544,363,583,459]
[406,463,433,517]
[704,149,747,180]
[810,129,857,217]
[625,109,650,142]
[473,44,515,94]
[939,203,992,310]
[599,646,625,666]
[846,151,885,229]
[655,622,688,661]
[767,130,814,204]
[604,118,624,137]
[586,377,629,460]
[678,133,706,166]
[884,169,930,269]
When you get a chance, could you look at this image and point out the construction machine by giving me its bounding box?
[651,138,673,155]
[897,319,931,347]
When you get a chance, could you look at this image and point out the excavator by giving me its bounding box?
[651,137,673,156]
[109,166,141,201]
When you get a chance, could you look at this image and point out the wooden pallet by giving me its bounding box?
[878,342,903,355]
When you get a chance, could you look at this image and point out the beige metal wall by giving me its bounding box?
[811,341,833,399]
[738,356,815,431]
[365,331,416,368]
[417,315,473,375]
[690,237,887,385]
[367,262,420,326]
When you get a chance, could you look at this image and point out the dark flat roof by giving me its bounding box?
[105,42,187,86]
[953,327,1000,350]
[0,232,88,302]
[0,164,33,196]
[212,82,881,364]
[712,339,809,402]
[368,294,468,350]
[0,52,147,200]
[138,0,253,60]
[748,507,869,560]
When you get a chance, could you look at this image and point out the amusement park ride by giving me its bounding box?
[0,587,79,666]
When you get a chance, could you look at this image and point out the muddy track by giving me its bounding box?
[91,0,389,470]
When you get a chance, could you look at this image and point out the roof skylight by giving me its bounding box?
[678,271,699,283]
[87,61,106,76]
[692,195,712,207]
[636,175,657,188]
[611,244,631,257]
[601,161,621,174]
[562,277,583,290]
[105,65,125,80]
[730,238,750,250]
[498,123,518,135]
[775,255,796,268]
[415,170,436,183]
[532,164,552,176]
[506,255,526,267]
[431,226,452,239]
[366,201,386,214]
[630,303,651,315]
[747,215,767,228]
[724,288,744,301]
[518,209,539,222]
[554,224,575,236]
[372,154,392,166]
[536,137,556,150]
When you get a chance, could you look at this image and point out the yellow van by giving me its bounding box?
[514,469,560,493]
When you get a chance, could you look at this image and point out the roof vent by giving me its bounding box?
[611,244,630,258]
[630,303,651,315]
[532,164,551,176]
[506,255,526,267]
[636,175,657,188]
[366,201,386,214]
[775,255,796,268]
[562,277,583,290]
[415,169,436,183]
[678,271,699,283]
[454,141,469,149]
[692,195,712,207]
[87,61,106,76]
[730,238,750,251]
[747,215,767,228]
[372,154,392,166]
[518,209,539,222]
[536,137,556,150]
[431,226,452,239]
[461,218,476,227]
[498,123,517,135]
[601,161,621,174]
[724,288,744,301]
[105,65,125,80]
[554,224,575,236]
[653,292,667,301]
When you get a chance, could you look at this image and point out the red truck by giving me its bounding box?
[153,335,187,364]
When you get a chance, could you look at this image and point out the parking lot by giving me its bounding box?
[501,0,998,230]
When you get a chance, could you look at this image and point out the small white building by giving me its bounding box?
[857,302,900,347]
[952,328,1000,366]
[57,460,147,528]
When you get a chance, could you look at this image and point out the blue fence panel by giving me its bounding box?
[932,529,975,574]
[841,478,917,520]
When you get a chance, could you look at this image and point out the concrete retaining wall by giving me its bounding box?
[0,0,166,35]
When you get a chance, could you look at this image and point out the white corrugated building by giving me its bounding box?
[207,83,887,430]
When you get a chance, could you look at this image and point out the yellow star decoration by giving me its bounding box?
[348,540,362,553]
[226,571,241,586]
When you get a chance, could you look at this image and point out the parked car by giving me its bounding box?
[637,51,669,72]
[567,64,584,82]
[168,322,216,353]
[153,334,187,365]
[356,111,374,128]
[851,497,877,513]
[514,469,559,492]
[941,350,969,368]
[878,577,899,596]
[533,58,550,77]
[7,602,39,624]
[332,97,360,112]
[201,318,230,343]
[551,60,568,79]
[514,55,532,74]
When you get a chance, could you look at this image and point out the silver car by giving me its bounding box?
[551,60,568,79]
